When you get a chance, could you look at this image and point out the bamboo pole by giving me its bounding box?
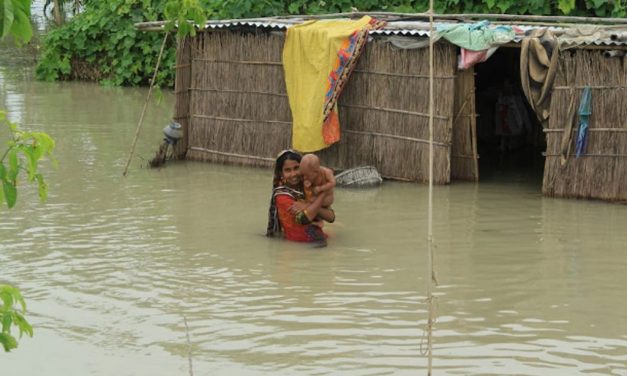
[53,0,62,25]
[340,103,449,120]
[183,316,193,376]
[470,89,479,181]
[452,154,480,159]
[553,85,627,89]
[122,32,169,177]
[189,87,288,97]
[544,128,627,132]
[191,114,291,125]
[353,70,456,79]
[193,58,283,66]
[543,153,627,157]
[343,129,450,147]
[426,0,435,374]
[134,12,627,32]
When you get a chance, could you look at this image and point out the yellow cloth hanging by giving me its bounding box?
[282,16,376,152]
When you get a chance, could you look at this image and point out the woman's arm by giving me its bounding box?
[301,193,335,223]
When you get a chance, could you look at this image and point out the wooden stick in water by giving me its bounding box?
[122,32,169,177]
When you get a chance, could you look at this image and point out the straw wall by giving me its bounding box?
[451,68,478,181]
[184,30,288,168]
[543,50,627,201]
[318,39,456,183]
[181,29,457,182]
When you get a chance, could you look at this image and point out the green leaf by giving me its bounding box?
[9,5,32,45]
[2,178,17,208]
[0,285,32,351]
[0,332,18,352]
[7,148,18,181]
[1,287,14,310]
[35,173,48,202]
[288,2,301,13]
[18,144,37,180]
[32,132,56,157]
[558,0,576,14]
[2,311,12,334]
[13,311,33,338]
[2,0,15,39]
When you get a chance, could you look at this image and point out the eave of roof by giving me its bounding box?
[135,15,627,47]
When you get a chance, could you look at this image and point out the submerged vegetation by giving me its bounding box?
[0,285,34,352]
[2,0,49,353]
[36,1,177,86]
[34,0,625,88]
[0,111,56,209]
[0,0,33,45]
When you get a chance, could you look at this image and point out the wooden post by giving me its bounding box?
[426,0,436,374]
[122,32,169,176]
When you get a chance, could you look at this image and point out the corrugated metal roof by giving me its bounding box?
[202,19,627,46]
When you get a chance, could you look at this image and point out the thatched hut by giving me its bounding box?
[137,14,627,201]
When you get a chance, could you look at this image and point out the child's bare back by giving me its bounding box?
[300,154,335,207]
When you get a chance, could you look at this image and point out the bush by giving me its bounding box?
[36,0,626,87]
[36,0,176,87]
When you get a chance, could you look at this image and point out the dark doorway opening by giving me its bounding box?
[474,47,545,182]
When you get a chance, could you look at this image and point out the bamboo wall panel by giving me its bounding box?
[186,31,290,167]
[320,39,456,183]
[543,51,627,201]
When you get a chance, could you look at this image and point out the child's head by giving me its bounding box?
[299,154,321,182]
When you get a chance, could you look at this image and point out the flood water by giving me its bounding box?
[2,46,627,376]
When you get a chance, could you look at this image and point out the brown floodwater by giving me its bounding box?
[1,50,627,376]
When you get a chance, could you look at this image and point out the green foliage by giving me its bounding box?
[164,0,207,38]
[0,284,33,352]
[1,0,39,354]
[36,0,177,86]
[36,0,625,87]
[0,111,56,209]
[202,0,626,18]
[0,0,32,45]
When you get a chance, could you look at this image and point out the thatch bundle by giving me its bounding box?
[543,50,627,200]
[175,29,457,183]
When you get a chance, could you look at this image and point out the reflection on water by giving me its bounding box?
[1,51,627,376]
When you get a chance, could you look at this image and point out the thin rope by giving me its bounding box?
[184,315,194,376]
[426,0,436,374]
[122,32,170,177]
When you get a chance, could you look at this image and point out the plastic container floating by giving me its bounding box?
[335,166,383,188]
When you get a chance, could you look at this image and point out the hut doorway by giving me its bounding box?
[474,47,545,182]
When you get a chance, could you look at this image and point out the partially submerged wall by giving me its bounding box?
[543,50,627,201]
[176,29,457,183]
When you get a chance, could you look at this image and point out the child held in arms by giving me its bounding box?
[299,154,336,208]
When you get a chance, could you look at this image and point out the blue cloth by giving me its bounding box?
[436,21,515,51]
[575,87,592,158]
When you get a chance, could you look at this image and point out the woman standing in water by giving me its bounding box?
[266,150,335,245]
